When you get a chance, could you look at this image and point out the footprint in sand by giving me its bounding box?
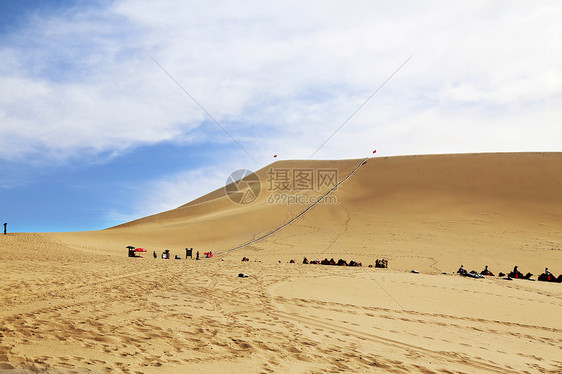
[0,346,16,370]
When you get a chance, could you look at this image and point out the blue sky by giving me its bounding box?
[1,0,561,232]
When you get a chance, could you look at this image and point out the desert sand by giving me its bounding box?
[1,152,561,373]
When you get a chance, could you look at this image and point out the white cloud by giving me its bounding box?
[1,1,561,202]
[105,159,252,224]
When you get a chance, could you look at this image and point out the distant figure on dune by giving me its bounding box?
[336,259,348,266]
[508,266,533,279]
[127,246,136,257]
[3,223,6,235]
[538,268,561,283]
[480,265,494,276]
[302,257,309,264]
[508,266,523,278]
[375,259,388,268]
[196,251,200,260]
[153,251,157,259]
[457,265,467,275]
[289,259,296,263]
[511,266,520,277]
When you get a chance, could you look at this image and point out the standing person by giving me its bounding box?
[196,251,200,260]
[153,251,157,259]
[3,223,6,235]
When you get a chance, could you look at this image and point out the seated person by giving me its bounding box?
[508,266,524,278]
[480,265,494,276]
[538,268,557,282]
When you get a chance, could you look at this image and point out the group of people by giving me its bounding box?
[457,265,561,283]
[299,257,366,267]
[375,259,388,268]
[151,249,201,260]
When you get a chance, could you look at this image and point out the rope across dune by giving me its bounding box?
[215,157,369,256]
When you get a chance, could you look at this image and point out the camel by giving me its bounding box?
[458,270,484,278]
[508,266,532,279]
[320,258,337,265]
[537,270,561,283]
[375,259,388,268]
[480,265,495,276]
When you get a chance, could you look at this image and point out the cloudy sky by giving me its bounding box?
[1,0,560,232]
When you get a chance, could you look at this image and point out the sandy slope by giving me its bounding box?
[1,152,561,373]
[96,152,561,273]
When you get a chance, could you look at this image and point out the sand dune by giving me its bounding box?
[1,152,561,373]
[107,152,562,273]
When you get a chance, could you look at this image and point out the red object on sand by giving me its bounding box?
[134,248,147,252]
